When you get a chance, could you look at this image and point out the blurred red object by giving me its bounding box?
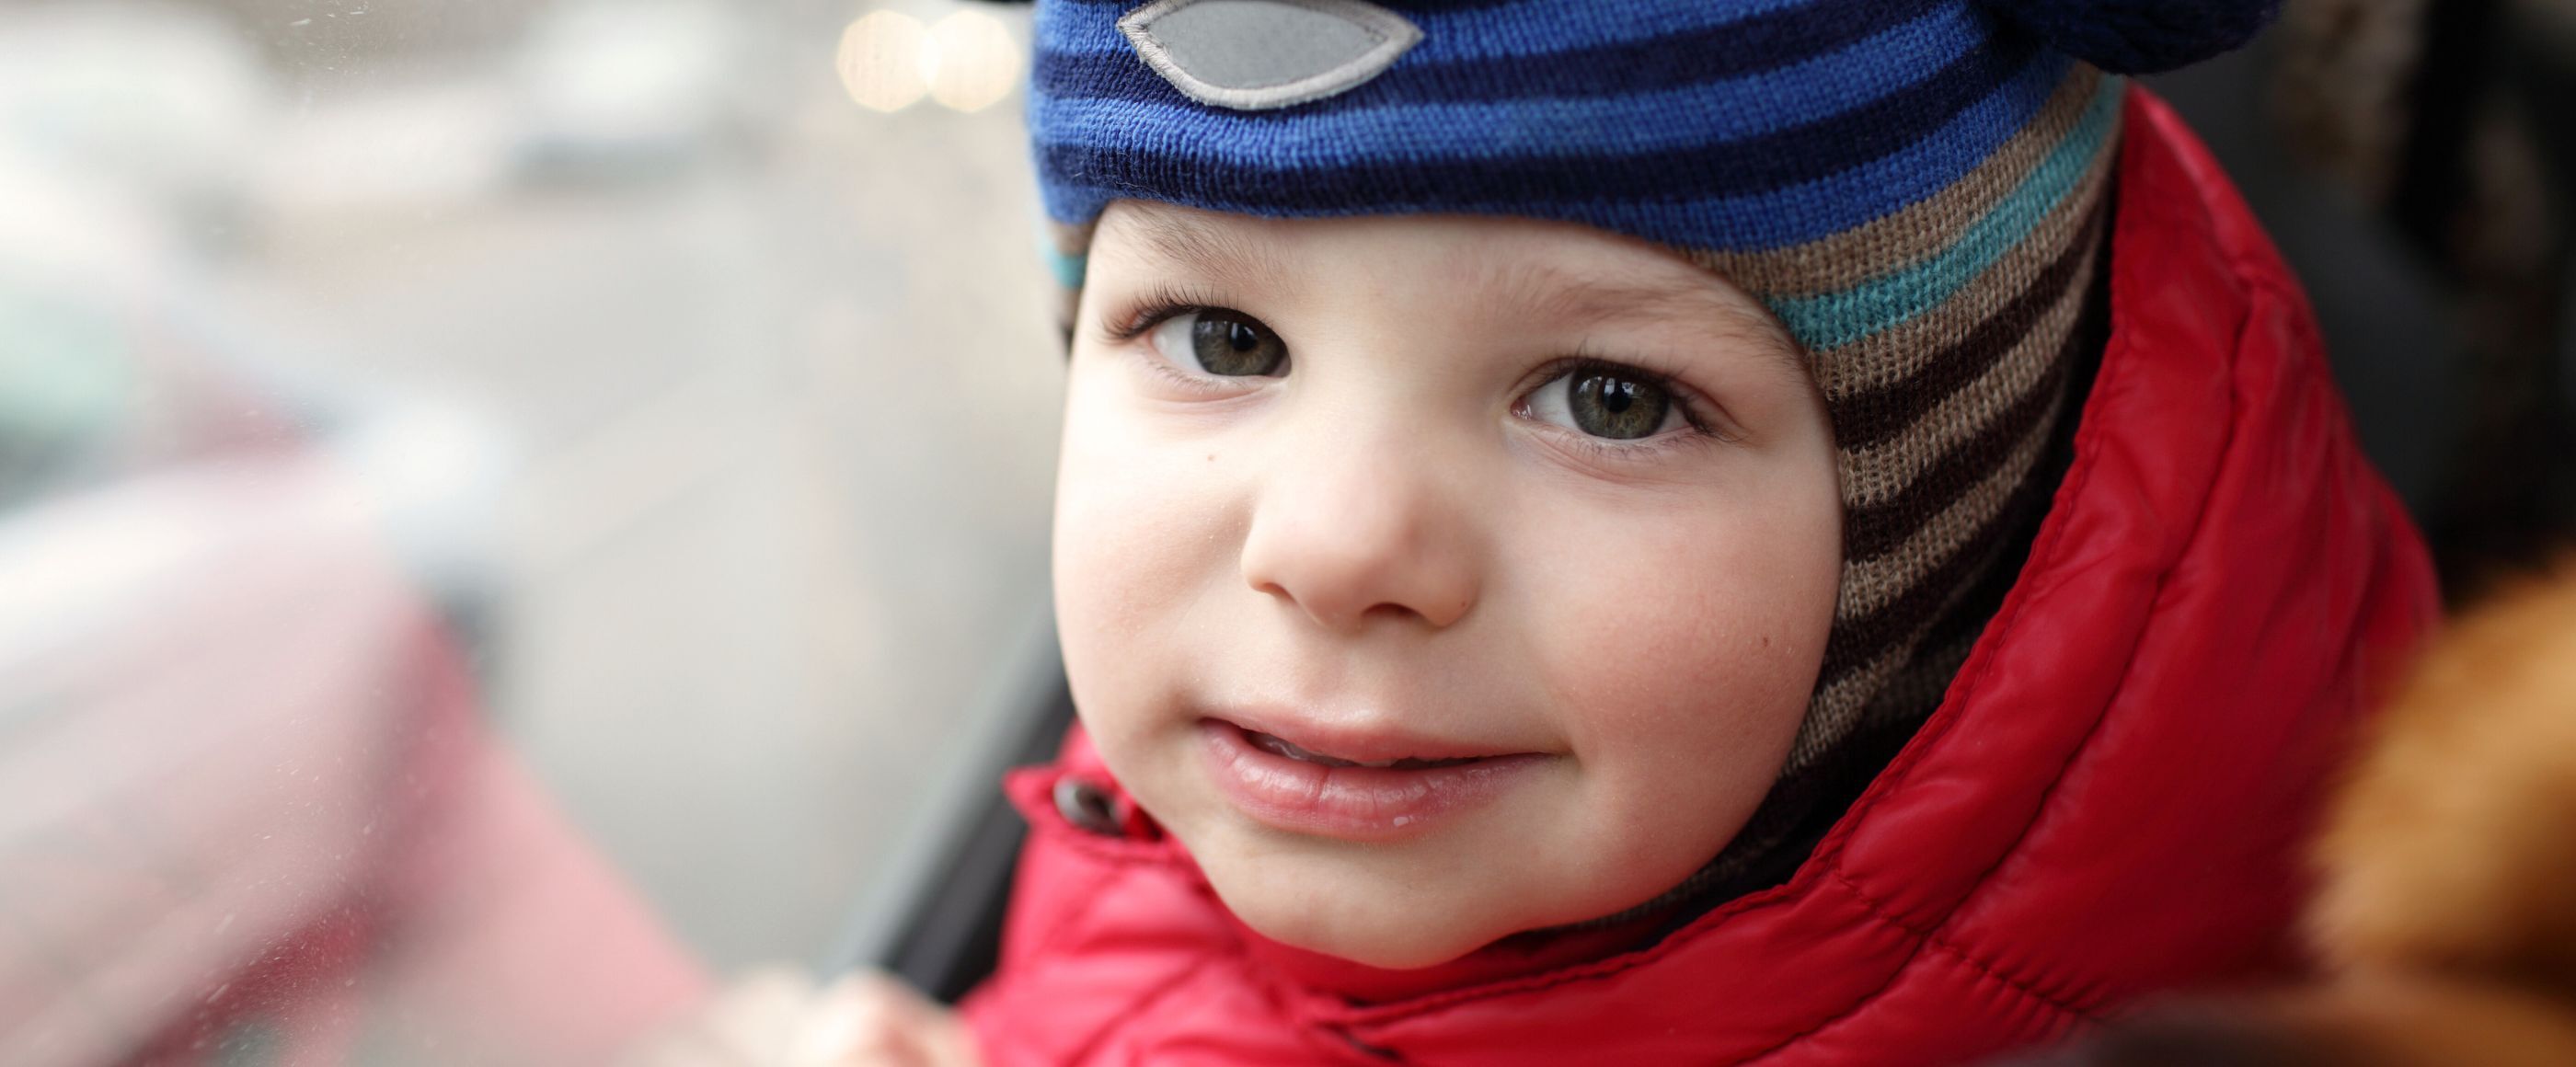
[0,445,707,1063]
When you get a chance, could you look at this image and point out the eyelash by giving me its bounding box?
[1101,288,1224,345]
[1098,297,1737,453]
[1516,351,1734,454]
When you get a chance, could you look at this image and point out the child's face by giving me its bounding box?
[1052,201,1843,969]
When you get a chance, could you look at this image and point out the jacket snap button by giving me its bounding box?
[1052,777,1121,836]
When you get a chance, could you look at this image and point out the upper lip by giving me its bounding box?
[1207,706,1535,765]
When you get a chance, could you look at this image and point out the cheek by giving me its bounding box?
[1522,477,1841,845]
[1051,360,1240,743]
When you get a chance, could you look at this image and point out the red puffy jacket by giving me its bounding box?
[961,86,2441,1066]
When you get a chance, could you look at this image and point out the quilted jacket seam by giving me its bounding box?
[1823,870,2099,1022]
[1065,955,1218,1067]
[1012,859,1130,981]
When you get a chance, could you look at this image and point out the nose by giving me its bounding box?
[1237,420,1482,633]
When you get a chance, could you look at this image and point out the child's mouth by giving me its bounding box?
[1198,719,1546,840]
[1242,729,1482,770]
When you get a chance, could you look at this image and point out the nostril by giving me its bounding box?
[1360,601,1430,625]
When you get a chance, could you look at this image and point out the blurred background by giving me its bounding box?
[0,0,1061,1062]
[0,0,2567,1063]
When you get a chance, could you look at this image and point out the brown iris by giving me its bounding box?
[1567,370,1672,439]
[1189,310,1287,376]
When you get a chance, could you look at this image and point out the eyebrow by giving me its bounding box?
[1492,261,1809,378]
[1119,208,1287,293]
[1117,206,1808,377]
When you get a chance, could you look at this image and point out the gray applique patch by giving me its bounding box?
[1118,0,1421,111]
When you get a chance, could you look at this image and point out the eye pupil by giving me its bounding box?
[1569,372,1668,439]
[1599,381,1634,414]
[1189,312,1287,376]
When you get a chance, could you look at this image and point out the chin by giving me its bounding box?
[1195,842,1516,970]
[1231,891,1498,970]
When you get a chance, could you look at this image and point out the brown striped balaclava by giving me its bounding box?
[1658,64,2122,908]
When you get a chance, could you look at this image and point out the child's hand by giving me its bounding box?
[626,967,982,1067]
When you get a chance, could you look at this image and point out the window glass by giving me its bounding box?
[0,1,1059,1061]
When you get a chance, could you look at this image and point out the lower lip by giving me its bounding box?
[1196,720,1546,841]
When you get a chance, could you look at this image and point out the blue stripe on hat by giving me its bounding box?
[1046,245,1087,290]
[1039,49,2069,251]
[1032,3,1986,159]
[1037,35,2055,235]
[1766,74,2122,348]
[1035,0,1963,104]
[1542,54,2070,247]
[1035,0,1944,63]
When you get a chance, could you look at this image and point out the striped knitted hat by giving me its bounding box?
[1024,0,2275,905]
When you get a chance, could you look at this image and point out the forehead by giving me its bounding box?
[1095,200,1805,370]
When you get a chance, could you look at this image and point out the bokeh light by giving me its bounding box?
[924,10,1021,113]
[836,10,926,112]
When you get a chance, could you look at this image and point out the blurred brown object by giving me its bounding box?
[2271,0,2428,200]
[2271,0,2576,603]
[2314,555,2576,1003]
[1992,558,2576,1065]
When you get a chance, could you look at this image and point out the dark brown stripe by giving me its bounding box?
[1827,195,2108,451]
[1812,444,2062,692]
[1840,495,2042,709]
[1915,503,2034,656]
[1848,626,1979,741]
[1841,297,2088,564]
[1836,537,2024,723]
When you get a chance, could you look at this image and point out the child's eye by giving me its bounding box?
[1148,308,1290,378]
[1525,365,1687,440]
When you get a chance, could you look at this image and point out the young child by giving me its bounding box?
[795,0,2443,1063]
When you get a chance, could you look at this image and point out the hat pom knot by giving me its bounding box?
[1979,0,2282,74]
